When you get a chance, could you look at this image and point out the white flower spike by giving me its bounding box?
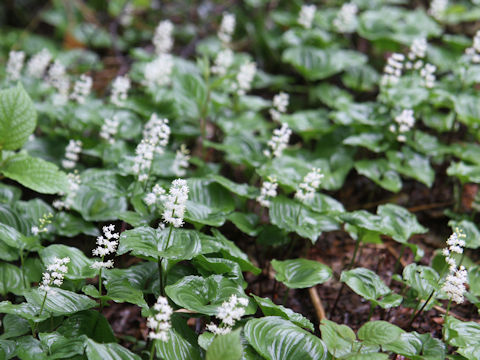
[91,224,119,269]
[147,296,173,341]
[295,168,324,203]
[264,123,292,158]
[257,177,278,208]
[39,257,70,293]
[163,179,189,228]
[6,50,25,81]
[298,5,316,29]
[153,20,174,54]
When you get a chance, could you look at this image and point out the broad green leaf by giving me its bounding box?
[206,329,243,360]
[1,152,69,194]
[377,204,428,243]
[208,174,258,199]
[104,262,157,293]
[57,310,116,343]
[387,148,434,187]
[0,184,21,204]
[13,336,47,360]
[104,278,148,309]
[403,264,440,300]
[282,46,366,81]
[85,338,141,360]
[355,159,402,193]
[454,94,480,127]
[0,301,48,321]
[341,268,402,308]
[155,315,202,360]
[0,314,30,339]
[252,295,314,331]
[54,212,99,237]
[38,332,85,359]
[269,196,339,242]
[244,316,328,360]
[40,244,97,280]
[447,162,480,184]
[81,169,131,197]
[165,275,254,316]
[345,354,388,360]
[0,262,27,296]
[320,319,356,359]
[0,339,15,359]
[0,222,40,251]
[0,84,37,151]
[227,212,259,236]
[25,288,97,316]
[271,259,332,289]
[443,316,480,348]
[357,321,404,345]
[344,134,388,153]
[192,256,243,282]
[71,186,127,221]
[382,332,445,360]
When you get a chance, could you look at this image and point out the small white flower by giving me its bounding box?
[442,266,468,304]
[298,4,316,29]
[256,177,278,208]
[172,144,190,177]
[211,48,234,76]
[429,0,448,20]
[62,140,82,169]
[110,76,130,106]
[143,114,171,154]
[420,63,436,88]
[232,61,256,96]
[264,123,292,158]
[132,139,155,182]
[39,257,70,293]
[144,184,166,206]
[218,13,236,44]
[6,50,25,81]
[153,20,174,54]
[269,92,289,121]
[144,54,174,87]
[206,294,249,335]
[333,2,358,33]
[31,226,40,236]
[26,49,52,78]
[91,224,119,269]
[295,168,324,203]
[465,30,480,64]
[163,179,189,228]
[408,38,428,61]
[100,115,120,144]
[381,53,405,86]
[147,296,173,342]
[70,74,93,104]
[390,109,415,142]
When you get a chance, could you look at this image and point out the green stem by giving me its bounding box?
[149,341,156,360]
[367,302,375,321]
[442,300,452,342]
[33,291,48,337]
[98,255,104,310]
[392,244,405,276]
[408,290,435,328]
[19,250,28,289]
[159,225,174,296]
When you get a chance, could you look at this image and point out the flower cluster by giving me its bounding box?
[429,0,448,20]
[232,61,256,96]
[110,75,131,106]
[153,20,174,54]
[53,172,81,210]
[39,257,70,293]
[218,13,235,44]
[465,30,480,64]
[256,177,278,208]
[31,213,53,236]
[420,63,436,88]
[144,184,167,206]
[298,4,316,29]
[100,115,120,144]
[144,54,174,87]
[26,49,52,78]
[206,294,249,335]
[143,114,171,154]
[389,109,415,142]
[333,2,358,33]
[211,48,234,76]
[264,123,292,158]
[269,92,289,122]
[62,140,82,169]
[441,229,468,304]
[6,50,25,81]
[91,224,119,270]
[172,144,191,177]
[381,53,404,86]
[147,296,173,341]
[295,168,324,203]
[70,74,93,104]
[163,179,189,228]
[47,60,70,105]
[132,139,155,182]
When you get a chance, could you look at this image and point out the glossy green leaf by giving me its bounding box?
[341,268,402,308]
[252,295,314,331]
[40,244,97,280]
[357,321,404,345]
[104,278,148,309]
[165,275,254,315]
[271,259,332,289]
[206,329,243,360]
[387,149,434,187]
[155,315,202,360]
[57,310,116,343]
[382,331,446,360]
[38,332,85,359]
[355,159,402,193]
[320,319,356,359]
[0,222,40,251]
[244,316,328,360]
[447,162,480,184]
[25,288,97,316]
[403,264,440,300]
[0,84,37,151]
[85,339,141,360]
[71,186,127,221]
[1,152,69,194]
[0,314,30,339]
[0,262,27,296]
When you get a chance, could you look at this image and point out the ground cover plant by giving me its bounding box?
[0,0,480,359]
